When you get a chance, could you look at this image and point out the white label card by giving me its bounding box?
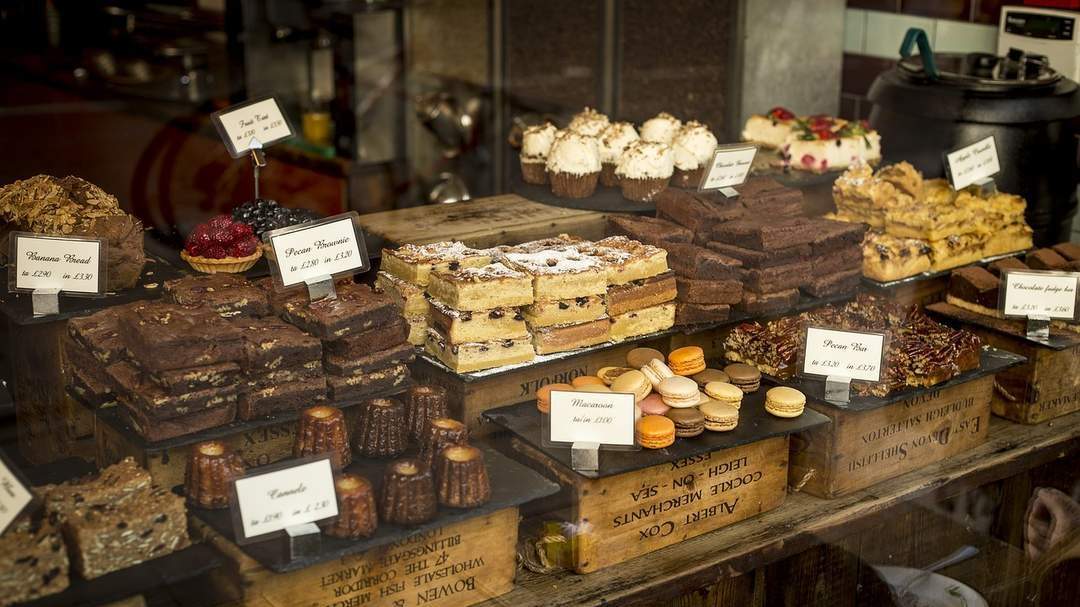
[11,234,104,294]
[945,136,1000,190]
[266,212,369,288]
[233,458,338,541]
[1001,270,1079,320]
[0,457,33,534]
[549,390,637,446]
[699,145,758,190]
[802,327,886,382]
[211,97,294,157]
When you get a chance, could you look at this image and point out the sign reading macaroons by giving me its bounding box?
[232,457,337,542]
[801,326,886,382]
[0,454,33,534]
[699,144,758,191]
[10,233,105,295]
[945,135,1000,190]
[211,97,294,158]
[264,212,370,288]
[548,390,636,446]
[1001,270,1080,320]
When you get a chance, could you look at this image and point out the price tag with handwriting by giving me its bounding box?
[945,135,1000,190]
[800,326,887,382]
[211,96,295,158]
[231,457,338,543]
[548,390,637,447]
[1000,270,1080,320]
[0,452,34,534]
[264,212,370,289]
[698,144,758,191]
[8,233,106,295]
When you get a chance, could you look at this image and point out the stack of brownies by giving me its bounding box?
[377,241,493,345]
[65,302,138,409]
[163,273,270,318]
[231,316,327,419]
[282,282,413,401]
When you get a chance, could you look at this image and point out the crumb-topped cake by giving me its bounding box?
[427,262,534,311]
[381,241,492,287]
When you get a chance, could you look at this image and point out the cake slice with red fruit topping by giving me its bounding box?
[743,108,882,173]
[181,215,263,273]
[740,107,796,149]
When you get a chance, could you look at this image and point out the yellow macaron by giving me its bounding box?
[764,386,805,418]
[610,369,652,402]
[703,381,743,409]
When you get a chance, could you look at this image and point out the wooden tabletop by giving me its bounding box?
[478,412,1080,607]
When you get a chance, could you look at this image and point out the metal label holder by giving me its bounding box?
[718,186,740,199]
[973,176,997,197]
[571,441,601,472]
[824,375,853,404]
[250,141,267,200]
[31,288,60,317]
[284,522,322,560]
[1026,315,1051,340]
[304,274,337,302]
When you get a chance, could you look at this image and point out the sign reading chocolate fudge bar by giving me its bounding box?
[800,326,887,382]
[0,451,34,534]
[264,211,370,290]
[699,144,758,192]
[1000,269,1080,320]
[8,232,106,296]
[547,390,637,448]
[211,96,294,157]
[945,135,1000,191]
[230,456,338,543]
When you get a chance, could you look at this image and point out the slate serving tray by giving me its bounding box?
[928,301,1080,351]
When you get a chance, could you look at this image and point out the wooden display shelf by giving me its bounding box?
[928,301,1080,424]
[472,411,1080,607]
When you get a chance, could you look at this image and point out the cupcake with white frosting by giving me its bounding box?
[598,122,640,187]
[520,123,557,185]
[671,121,718,188]
[615,141,674,202]
[546,130,602,199]
[640,112,683,144]
[568,107,610,138]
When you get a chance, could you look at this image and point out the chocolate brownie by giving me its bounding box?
[238,377,327,420]
[606,215,694,246]
[68,306,130,364]
[283,283,398,341]
[1052,242,1080,262]
[70,365,116,408]
[675,303,731,326]
[120,399,237,442]
[63,333,112,393]
[674,278,743,305]
[324,342,415,375]
[327,364,410,402]
[812,247,863,276]
[141,361,241,396]
[706,241,812,269]
[655,188,742,238]
[949,267,1000,310]
[987,257,1028,277]
[231,317,323,373]
[743,260,813,292]
[733,178,804,217]
[810,220,868,254]
[1065,260,1080,272]
[712,217,818,251]
[246,362,325,391]
[107,362,238,420]
[164,274,270,318]
[802,268,862,298]
[739,288,800,315]
[323,317,410,358]
[662,243,743,279]
[1025,248,1068,270]
[255,276,356,315]
[120,302,244,372]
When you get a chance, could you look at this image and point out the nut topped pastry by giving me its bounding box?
[671,121,718,188]
[614,141,675,202]
[640,112,683,144]
[598,121,640,186]
[520,122,558,185]
[381,241,493,287]
[567,107,611,137]
[875,161,923,199]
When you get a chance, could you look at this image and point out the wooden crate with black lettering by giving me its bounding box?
[484,399,830,573]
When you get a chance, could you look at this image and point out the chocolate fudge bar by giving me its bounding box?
[323,317,410,358]
[108,362,238,420]
[283,282,398,341]
[947,267,1000,316]
[706,241,811,269]
[655,188,742,240]
[0,516,69,604]
[326,363,410,402]
[675,278,743,304]
[606,215,694,245]
[712,217,818,251]
[232,317,323,373]
[120,302,244,372]
[675,303,731,326]
[120,399,237,442]
[606,272,678,316]
[739,288,800,315]
[987,256,1029,277]
[39,457,152,524]
[163,274,270,318]
[1026,248,1068,270]
[802,268,862,298]
[743,260,813,292]
[238,377,327,420]
[324,342,415,375]
[1052,242,1080,262]
[65,485,190,579]
[733,177,804,217]
[662,243,743,279]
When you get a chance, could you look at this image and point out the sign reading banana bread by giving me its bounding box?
[9,232,106,295]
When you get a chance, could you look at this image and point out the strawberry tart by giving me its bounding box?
[742,107,881,173]
[181,215,263,273]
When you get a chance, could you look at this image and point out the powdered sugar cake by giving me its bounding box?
[375,270,429,317]
[424,326,534,372]
[582,236,670,285]
[523,294,607,327]
[427,262,534,311]
[380,241,492,286]
[428,297,530,344]
[500,247,607,300]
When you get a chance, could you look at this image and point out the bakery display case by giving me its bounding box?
[3,2,1080,607]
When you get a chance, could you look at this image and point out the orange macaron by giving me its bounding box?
[571,376,606,388]
[536,383,573,413]
[668,346,706,376]
[636,415,676,449]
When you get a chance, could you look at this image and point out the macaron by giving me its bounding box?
[665,407,705,438]
[638,393,671,416]
[724,363,761,393]
[536,382,573,414]
[641,359,675,388]
[765,386,805,418]
[572,376,606,389]
[577,384,612,393]
[627,347,665,369]
[610,369,652,402]
[636,415,675,449]
[699,401,740,432]
[692,368,730,388]
[598,366,634,385]
[703,381,743,409]
[657,376,702,408]
[668,346,707,376]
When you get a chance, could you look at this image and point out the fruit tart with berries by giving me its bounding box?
[181,215,263,273]
[741,107,882,173]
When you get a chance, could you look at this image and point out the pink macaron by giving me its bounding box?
[638,393,671,416]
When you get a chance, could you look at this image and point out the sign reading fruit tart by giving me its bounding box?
[799,326,887,383]
[230,456,338,543]
[263,211,370,290]
[547,390,637,448]
[1000,269,1080,320]
[8,232,107,296]
[211,96,295,158]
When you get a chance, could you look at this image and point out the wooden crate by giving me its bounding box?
[510,435,789,574]
[192,508,519,607]
[789,375,993,499]
[357,194,608,249]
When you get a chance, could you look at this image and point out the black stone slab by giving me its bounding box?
[187,444,560,573]
[927,301,1080,351]
[760,347,1026,413]
[483,394,830,480]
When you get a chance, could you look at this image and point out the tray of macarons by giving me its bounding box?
[483,345,831,479]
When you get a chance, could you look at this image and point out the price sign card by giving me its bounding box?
[211,96,295,158]
[547,390,637,449]
[0,451,34,535]
[230,457,338,543]
[1000,269,1080,320]
[800,326,887,382]
[264,212,370,289]
[945,135,1000,190]
[8,232,106,296]
[698,144,758,191]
